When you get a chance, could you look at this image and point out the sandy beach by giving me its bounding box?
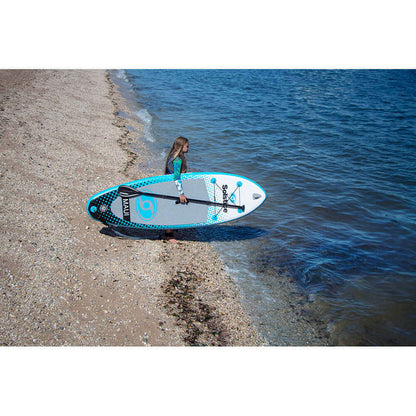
[0,69,267,346]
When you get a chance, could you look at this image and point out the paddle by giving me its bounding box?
[118,185,245,212]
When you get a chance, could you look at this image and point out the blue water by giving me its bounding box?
[113,69,416,345]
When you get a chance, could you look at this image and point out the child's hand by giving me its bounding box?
[179,194,188,204]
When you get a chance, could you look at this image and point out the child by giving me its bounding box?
[164,136,190,243]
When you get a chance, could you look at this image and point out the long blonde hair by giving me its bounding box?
[164,136,188,174]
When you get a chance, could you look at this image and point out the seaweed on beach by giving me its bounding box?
[161,269,229,346]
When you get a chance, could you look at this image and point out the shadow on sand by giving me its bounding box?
[100,224,267,242]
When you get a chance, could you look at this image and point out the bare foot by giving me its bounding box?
[165,237,179,244]
[164,231,179,244]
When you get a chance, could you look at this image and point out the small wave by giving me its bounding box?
[135,109,155,142]
[135,108,152,125]
[113,69,129,82]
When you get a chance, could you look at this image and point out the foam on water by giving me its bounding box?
[113,69,129,82]
[135,108,155,142]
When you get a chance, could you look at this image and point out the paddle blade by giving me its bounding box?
[118,185,140,198]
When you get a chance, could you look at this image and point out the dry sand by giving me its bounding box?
[0,69,267,346]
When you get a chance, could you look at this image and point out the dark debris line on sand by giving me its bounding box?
[162,269,229,346]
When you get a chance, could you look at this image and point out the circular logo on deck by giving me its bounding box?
[136,190,158,221]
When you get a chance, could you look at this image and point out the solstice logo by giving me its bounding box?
[136,190,158,221]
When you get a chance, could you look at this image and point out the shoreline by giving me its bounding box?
[0,69,266,346]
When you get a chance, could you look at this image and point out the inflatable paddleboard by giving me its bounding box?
[87,172,266,229]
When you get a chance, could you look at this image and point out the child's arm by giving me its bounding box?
[172,158,184,195]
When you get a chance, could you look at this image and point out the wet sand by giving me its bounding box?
[0,69,266,346]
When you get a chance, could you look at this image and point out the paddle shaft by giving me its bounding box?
[118,186,245,211]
